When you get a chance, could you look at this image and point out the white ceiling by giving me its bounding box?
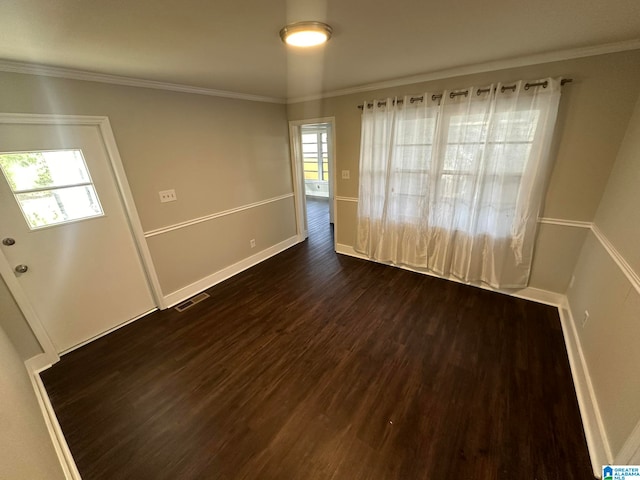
[1,0,639,101]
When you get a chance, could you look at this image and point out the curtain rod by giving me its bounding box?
[357,78,573,110]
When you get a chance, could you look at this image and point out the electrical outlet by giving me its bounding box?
[250,239,256,248]
[582,310,589,327]
[159,189,177,203]
[341,170,350,180]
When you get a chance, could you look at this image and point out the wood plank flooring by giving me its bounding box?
[41,197,594,479]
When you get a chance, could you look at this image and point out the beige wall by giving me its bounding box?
[0,72,295,248]
[1,51,639,466]
[594,94,640,275]
[0,71,297,354]
[528,223,589,293]
[0,325,64,479]
[0,73,293,229]
[0,277,42,361]
[288,50,640,293]
[149,197,296,294]
[567,93,640,459]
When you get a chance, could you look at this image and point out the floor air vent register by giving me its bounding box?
[174,292,210,312]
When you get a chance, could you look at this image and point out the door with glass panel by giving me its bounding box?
[0,123,155,353]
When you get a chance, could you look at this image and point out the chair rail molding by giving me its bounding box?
[0,59,286,104]
[144,193,294,238]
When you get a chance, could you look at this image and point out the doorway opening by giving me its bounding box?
[289,118,336,248]
[301,124,330,201]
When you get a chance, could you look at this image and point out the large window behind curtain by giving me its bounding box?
[355,79,561,288]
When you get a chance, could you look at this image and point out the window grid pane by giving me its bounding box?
[0,149,105,230]
[301,125,331,182]
[385,110,536,231]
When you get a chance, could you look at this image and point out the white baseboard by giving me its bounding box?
[558,300,610,478]
[335,243,564,306]
[19,236,302,480]
[164,235,300,308]
[25,354,82,480]
[24,352,55,373]
[336,242,607,475]
[25,238,607,480]
[507,286,564,307]
[335,243,366,259]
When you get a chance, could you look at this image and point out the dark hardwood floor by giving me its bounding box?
[41,196,594,479]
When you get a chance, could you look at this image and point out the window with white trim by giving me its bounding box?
[301,125,329,181]
[0,149,104,229]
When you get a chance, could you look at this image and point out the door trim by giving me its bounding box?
[288,117,337,250]
[0,113,165,363]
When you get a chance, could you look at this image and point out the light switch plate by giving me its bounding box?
[159,189,177,203]
[341,170,350,180]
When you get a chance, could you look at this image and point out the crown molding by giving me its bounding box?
[0,59,286,104]
[286,38,640,104]
[1,38,638,106]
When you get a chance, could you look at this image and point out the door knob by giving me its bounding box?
[2,238,15,246]
[14,264,28,274]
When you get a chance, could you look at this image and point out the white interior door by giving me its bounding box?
[0,123,155,353]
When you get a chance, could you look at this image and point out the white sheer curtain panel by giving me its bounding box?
[355,78,562,288]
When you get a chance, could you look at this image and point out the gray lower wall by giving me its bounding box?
[567,90,640,460]
[0,277,41,360]
[0,325,64,479]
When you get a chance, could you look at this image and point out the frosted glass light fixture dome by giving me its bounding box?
[279,21,333,47]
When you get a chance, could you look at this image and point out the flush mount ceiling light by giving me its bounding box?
[279,21,333,47]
